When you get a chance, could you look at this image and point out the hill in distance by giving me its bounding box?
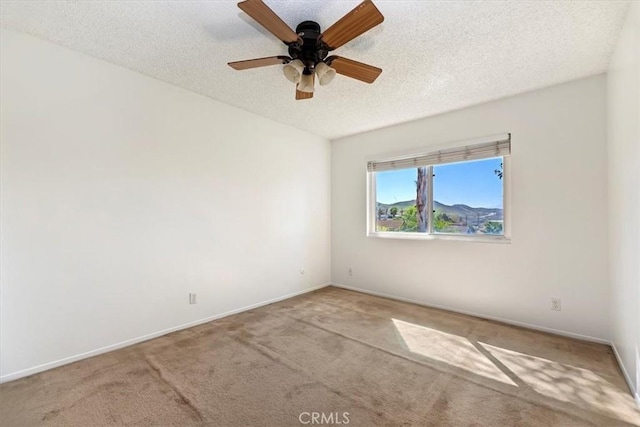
[378,199,503,221]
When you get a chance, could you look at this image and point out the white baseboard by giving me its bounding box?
[0,283,330,384]
[610,342,640,409]
[330,283,610,345]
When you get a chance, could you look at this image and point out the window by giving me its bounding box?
[367,134,510,240]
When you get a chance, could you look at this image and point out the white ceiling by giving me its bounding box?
[0,1,630,139]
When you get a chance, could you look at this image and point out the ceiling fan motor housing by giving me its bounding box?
[289,21,329,73]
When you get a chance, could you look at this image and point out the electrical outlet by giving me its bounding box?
[348,267,353,276]
[551,298,561,311]
[189,293,197,304]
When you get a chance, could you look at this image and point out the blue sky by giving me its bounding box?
[376,157,503,208]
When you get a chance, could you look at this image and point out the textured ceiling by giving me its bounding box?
[0,0,630,139]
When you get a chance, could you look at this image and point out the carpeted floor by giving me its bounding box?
[1,286,639,426]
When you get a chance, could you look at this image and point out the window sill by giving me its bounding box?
[367,232,511,244]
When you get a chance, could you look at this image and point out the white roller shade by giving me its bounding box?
[367,134,510,172]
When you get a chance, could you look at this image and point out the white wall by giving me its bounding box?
[331,75,609,342]
[608,1,640,403]
[0,29,331,382]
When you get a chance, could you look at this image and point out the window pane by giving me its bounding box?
[433,157,504,235]
[375,167,429,233]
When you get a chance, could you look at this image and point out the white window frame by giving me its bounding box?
[366,134,511,243]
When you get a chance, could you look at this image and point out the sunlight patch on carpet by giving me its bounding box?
[392,318,517,386]
[480,342,640,426]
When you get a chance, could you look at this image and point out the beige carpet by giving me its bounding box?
[1,286,639,426]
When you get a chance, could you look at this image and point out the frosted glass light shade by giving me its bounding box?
[283,59,304,83]
[315,62,336,86]
[297,73,315,93]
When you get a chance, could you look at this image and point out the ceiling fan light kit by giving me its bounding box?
[228,0,384,100]
[283,59,304,83]
[315,61,336,86]
[298,72,315,93]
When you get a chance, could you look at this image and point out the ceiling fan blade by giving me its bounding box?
[296,90,313,100]
[228,56,291,70]
[321,0,384,50]
[237,0,299,44]
[326,56,382,83]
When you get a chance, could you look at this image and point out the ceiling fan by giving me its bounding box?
[228,0,384,100]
